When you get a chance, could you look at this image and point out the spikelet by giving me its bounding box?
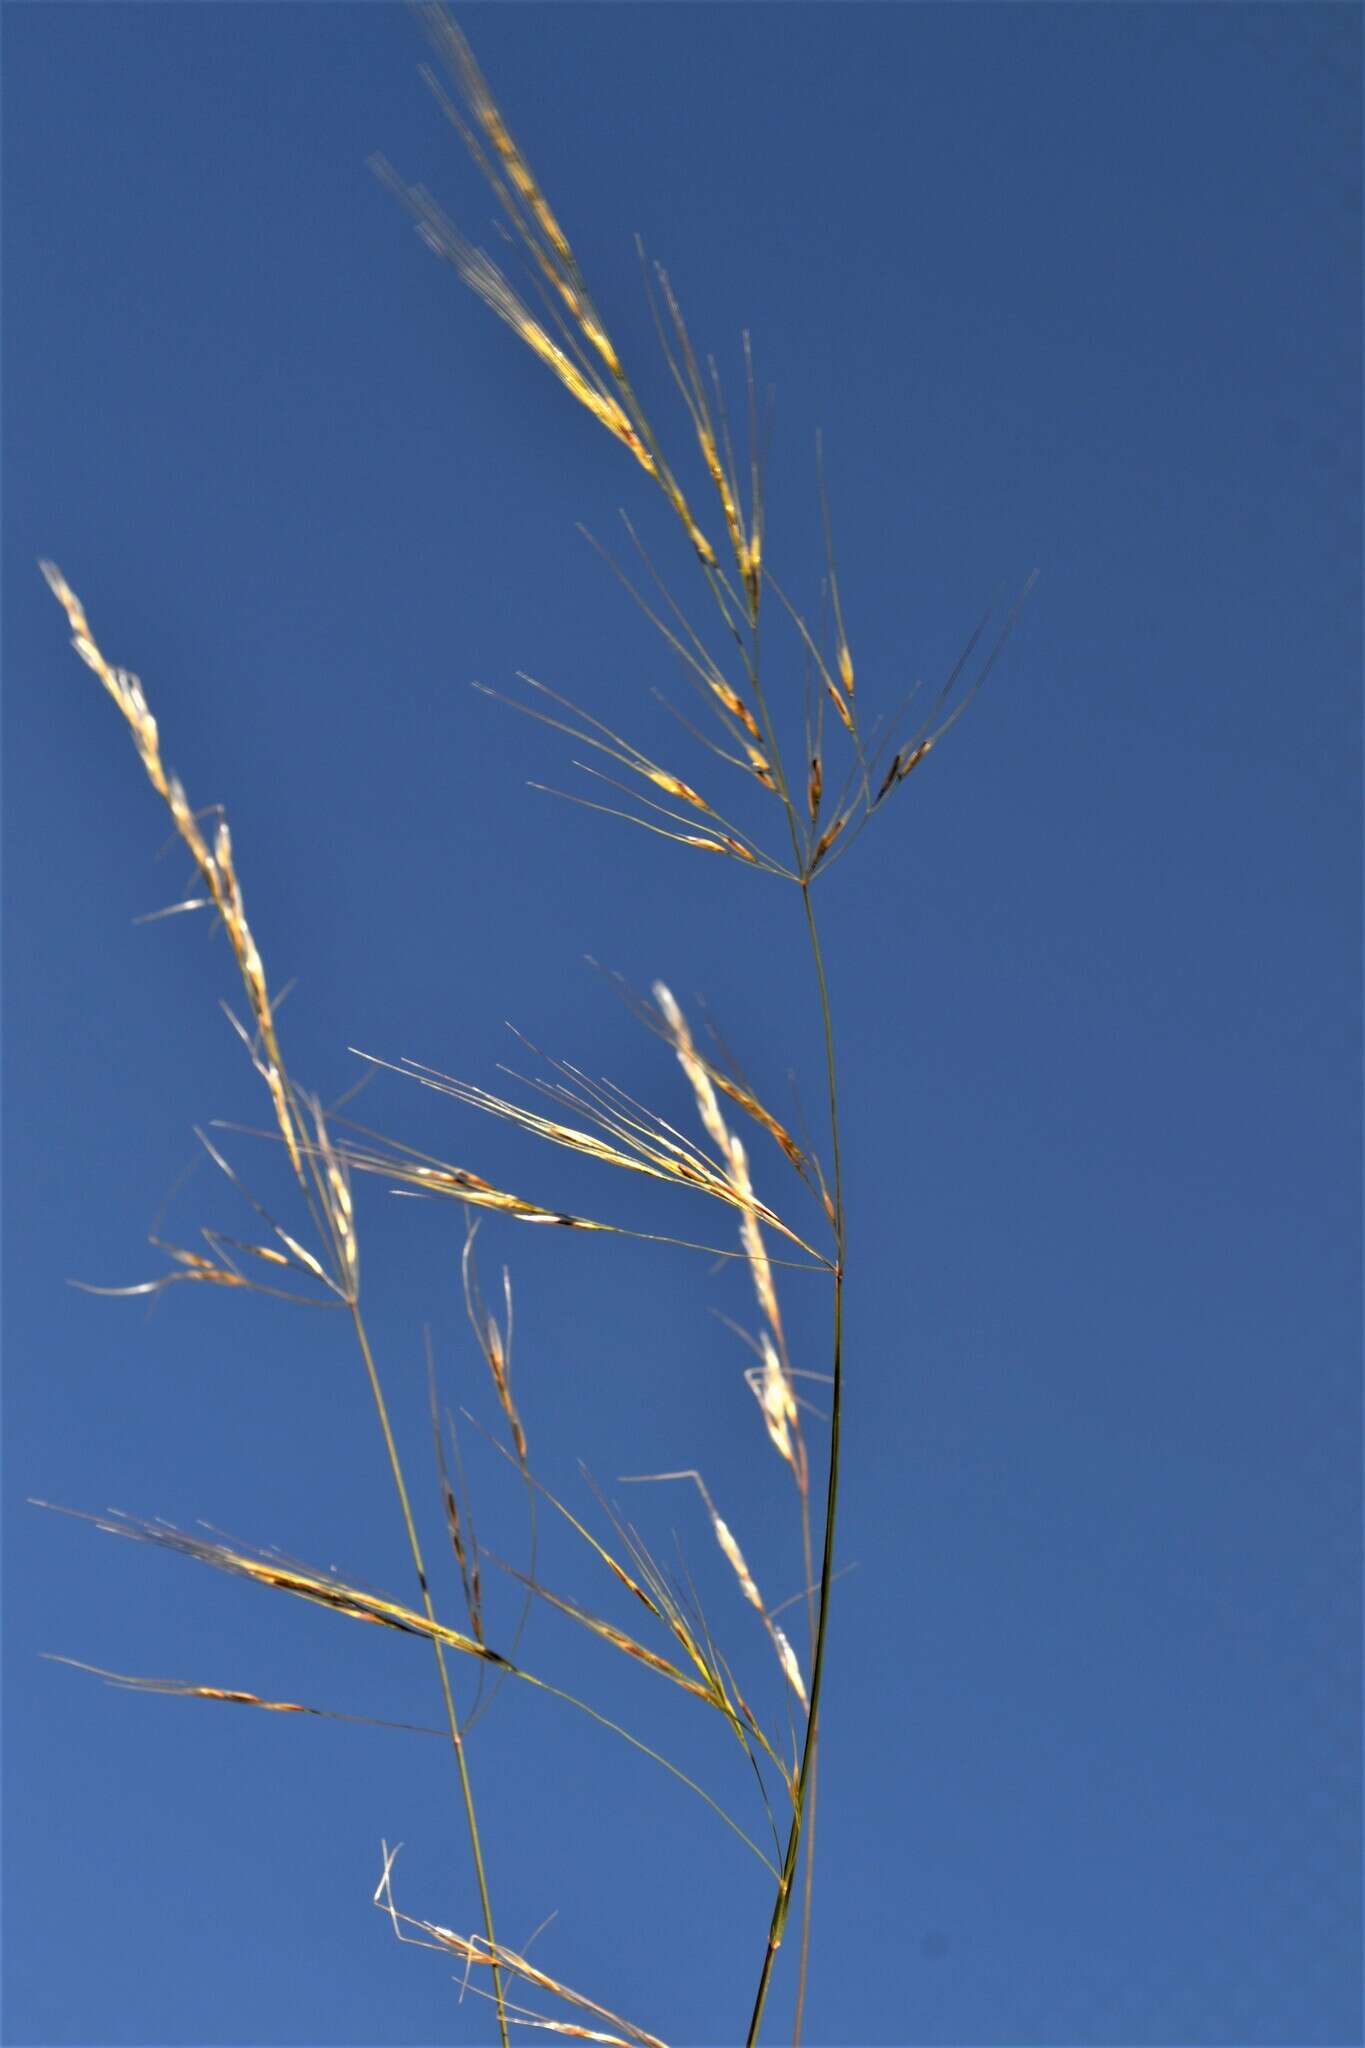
[807,754,823,824]
[652,984,792,1349]
[459,67,574,271]
[487,1563,715,1705]
[681,831,756,862]
[424,13,640,394]
[696,419,749,591]
[622,1470,808,1709]
[771,1626,808,1707]
[716,671,769,745]
[742,741,775,790]
[463,1230,527,1466]
[436,1420,483,1642]
[373,166,656,478]
[824,674,856,735]
[411,28,721,574]
[637,980,807,1176]
[119,1246,250,1294]
[46,1658,457,1739]
[743,521,763,616]
[41,564,304,1181]
[337,1064,820,1258]
[810,815,845,870]
[753,1330,799,1472]
[340,1142,609,1232]
[644,767,711,811]
[874,735,934,807]
[376,1846,670,2048]
[664,481,719,568]
[729,1137,783,1350]
[646,265,748,586]
[711,1512,763,1613]
[39,1504,508,1659]
[306,1096,357,1297]
[652,984,730,1159]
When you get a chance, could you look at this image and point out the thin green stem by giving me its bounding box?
[348,1301,510,2048]
[791,1457,819,2045]
[746,879,845,2046]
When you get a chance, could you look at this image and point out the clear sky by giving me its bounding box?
[3,6,1360,2045]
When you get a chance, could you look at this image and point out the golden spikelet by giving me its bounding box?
[478,100,574,268]
[46,1659,459,1738]
[682,831,754,861]
[41,564,304,1181]
[645,767,711,811]
[307,1096,358,1296]
[730,1137,783,1350]
[810,815,845,869]
[490,1563,715,1705]
[824,675,856,735]
[373,167,655,478]
[771,1626,808,1708]
[743,523,763,615]
[807,754,823,824]
[711,1511,764,1614]
[620,1471,808,1709]
[696,420,748,583]
[708,676,764,743]
[742,742,775,789]
[638,979,807,1176]
[754,1330,800,1471]
[652,984,794,1344]
[653,983,732,1160]
[665,482,719,568]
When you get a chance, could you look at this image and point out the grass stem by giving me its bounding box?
[348,1301,511,2048]
[746,879,844,2045]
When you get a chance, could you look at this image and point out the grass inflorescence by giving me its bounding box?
[40,9,1029,2041]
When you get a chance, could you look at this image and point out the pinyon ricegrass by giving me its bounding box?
[40,10,1031,2042]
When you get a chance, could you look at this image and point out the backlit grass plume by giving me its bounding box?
[40,8,1030,2043]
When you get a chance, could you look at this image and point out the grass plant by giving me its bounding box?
[40,11,1029,2041]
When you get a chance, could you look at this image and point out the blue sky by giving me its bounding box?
[3,5,1360,2045]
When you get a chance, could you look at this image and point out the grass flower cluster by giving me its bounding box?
[41,11,1028,2042]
